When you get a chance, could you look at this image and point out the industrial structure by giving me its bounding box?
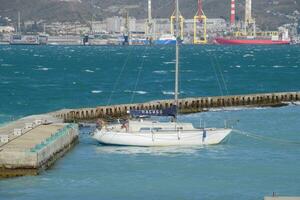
[146,0,155,38]
[230,0,236,26]
[170,6,184,40]
[193,0,207,44]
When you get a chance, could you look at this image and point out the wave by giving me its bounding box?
[85,69,95,73]
[163,61,175,65]
[243,54,254,58]
[206,102,300,112]
[1,81,11,84]
[124,90,147,94]
[95,145,203,156]
[35,67,52,71]
[153,70,168,74]
[292,101,300,105]
[162,91,175,95]
[272,65,285,68]
[1,64,14,67]
[91,90,102,94]
[181,70,194,73]
[207,106,268,112]
[133,90,147,94]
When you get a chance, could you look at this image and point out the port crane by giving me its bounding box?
[170,1,184,40]
[193,0,207,44]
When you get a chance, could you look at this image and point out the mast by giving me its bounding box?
[17,11,21,34]
[175,0,179,118]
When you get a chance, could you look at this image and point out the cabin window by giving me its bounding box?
[140,127,151,131]
[139,127,162,132]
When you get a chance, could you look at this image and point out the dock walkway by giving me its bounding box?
[0,114,78,178]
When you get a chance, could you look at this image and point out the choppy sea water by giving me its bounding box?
[0,45,300,199]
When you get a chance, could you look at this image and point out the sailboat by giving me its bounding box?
[92,0,232,147]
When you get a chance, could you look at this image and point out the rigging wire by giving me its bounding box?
[208,51,224,96]
[212,52,230,95]
[130,46,149,103]
[107,47,134,106]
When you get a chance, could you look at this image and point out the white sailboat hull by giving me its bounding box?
[93,128,232,147]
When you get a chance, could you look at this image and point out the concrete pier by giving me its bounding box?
[0,114,78,178]
[52,91,300,122]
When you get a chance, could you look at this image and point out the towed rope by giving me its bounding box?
[232,129,300,145]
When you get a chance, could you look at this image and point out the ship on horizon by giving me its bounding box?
[215,0,291,45]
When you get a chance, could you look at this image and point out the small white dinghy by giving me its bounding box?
[93,119,231,146]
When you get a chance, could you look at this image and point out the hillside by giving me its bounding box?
[0,0,299,29]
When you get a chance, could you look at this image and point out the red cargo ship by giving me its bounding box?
[216,0,291,45]
[215,37,290,45]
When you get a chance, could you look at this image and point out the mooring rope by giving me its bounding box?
[233,129,300,145]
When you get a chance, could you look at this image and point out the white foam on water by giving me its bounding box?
[163,61,175,65]
[181,70,194,73]
[162,91,175,95]
[33,54,40,57]
[124,90,147,94]
[153,70,168,74]
[1,64,14,67]
[1,81,11,84]
[292,101,300,105]
[208,106,267,112]
[243,54,254,58]
[35,67,51,71]
[272,65,285,68]
[235,65,241,68]
[133,91,147,94]
[85,69,95,73]
[91,90,102,94]
[95,146,202,156]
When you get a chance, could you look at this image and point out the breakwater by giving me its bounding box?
[52,91,300,122]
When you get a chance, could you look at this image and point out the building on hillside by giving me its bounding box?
[0,26,15,33]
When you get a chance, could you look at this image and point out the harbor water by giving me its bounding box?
[0,45,300,199]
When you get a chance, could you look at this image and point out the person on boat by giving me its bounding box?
[96,119,106,129]
[121,122,129,132]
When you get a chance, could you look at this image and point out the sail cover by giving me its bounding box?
[129,106,177,117]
